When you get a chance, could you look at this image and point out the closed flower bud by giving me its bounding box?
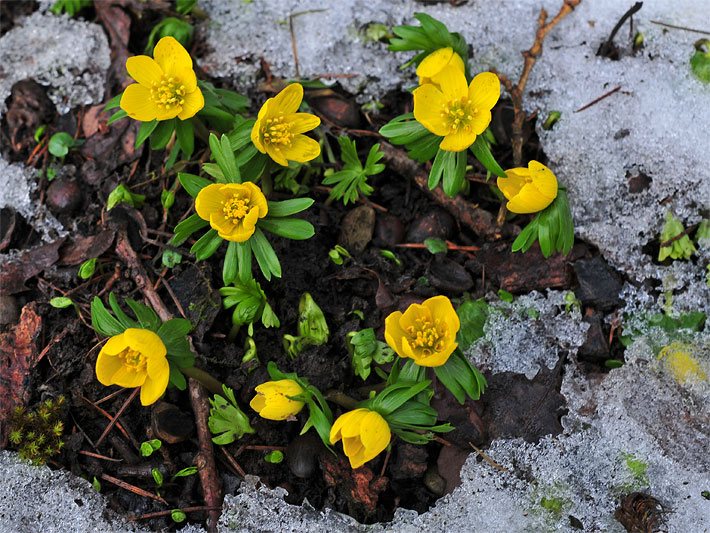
[497,160,558,214]
[329,408,391,469]
[250,379,305,421]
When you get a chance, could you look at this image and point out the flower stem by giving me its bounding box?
[182,366,223,397]
[325,390,358,410]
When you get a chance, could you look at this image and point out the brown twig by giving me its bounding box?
[78,449,123,462]
[95,387,139,447]
[288,13,301,78]
[80,394,133,444]
[496,0,582,225]
[649,20,710,36]
[469,442,509,472]
[100,473,168,505]
[574,85,622,113]
[395,241,480,252]
[131,506,223,521]
[381,142,516,239]
[219,446,247,478]
[189,379,223,533]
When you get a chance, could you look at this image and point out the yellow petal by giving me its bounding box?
[258,393,304,420]
[330,413,346,444]
[241,182,269,217]
[124,328,166,359]
[468,72,500,111]
[110,366,147,388]
[384,311,405,356]
[286,113,321,134]
[155,105,180,121]
[126,56,163,87]
[469,109,492,135]
[272,83,303,115]
[400,302,429,331]
[216,217,255,242]
[195,184,226,222]
[250,393,267,414]
[153,36,193,78]
[399,336,418,360]
[423,295,460,334]
[413,84,449,136]
[265,144,289,167]
[418,342,457,367]
[440,129,477,152]
[431,64,468,101]
[209,211,235,236]
[448,52,465,75]
[497,168,528,201]
[146,349,169,380]
[95,351,124,386]
[343,435,365,467]
[416,47,455,79]
[359,411,390,452]
[280,135,321,164]
[177,87,204,120]
[251,117,265,153]
[241,206,260,232]
[120,84,158,122]
[506,183,555,214]
[340,409,368,438]
[140,370,169,406]
[101,333,129,356]
[528,161,558,200]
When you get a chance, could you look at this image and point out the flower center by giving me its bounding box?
[261,114,293,146]
[407,317,449,356]
[150,76,186,110]
[440,97,478,132]
[118,348,147,373]
[222,195,251,222]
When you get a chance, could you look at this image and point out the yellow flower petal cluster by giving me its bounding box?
[195,182,268,242]
[658,342,707,384]
[385,295,460,367]
[251,83,321,166]
[413,66,499,152]
[95,328,169,406]
[497,160,558,214]
[249,379,305,420]
[416,47,465,86]
[329,408,391,469]
[120,36,204,122]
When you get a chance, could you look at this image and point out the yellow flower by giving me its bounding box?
[120,36,204,122]
[384,295,460,367]
[497,160,559,214]
[95,328,169,406]
[329,408,391,469]
[249,379,305,420]
[416,47,465,86]
[658,342,707,384]
[195,182,268,242]
[250,83,321,166]
[413,66,499,152]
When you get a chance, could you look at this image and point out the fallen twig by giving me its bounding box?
[101,473,168,505]
[381,142,516,240]
[95,387,139,447]
[469,443,509,472]
[189,378,223,533]
[650,20,710,36]
[131,506,223,521]
[574,85,622,113]
[219,446,247,478]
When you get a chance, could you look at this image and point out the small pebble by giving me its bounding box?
[338,205,375,254]
[286,431,323,478]
[46,178,82,215]
[151,402,195,444]
[406,209,455,243]
[373,213,405,247]
[429,257,473,293]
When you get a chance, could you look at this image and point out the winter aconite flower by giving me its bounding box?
[413,66,499,152]
[251,83,321,166]
[416,47,465,86]
[329,408,391,469]
[385,295,460,367]
[96,328,170,406]
[195,182,268,242]
[497,160,558,214]
[120,36,204,122]
[250,379,305,421]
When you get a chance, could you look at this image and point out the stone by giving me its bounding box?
[573,256,623,311]
[338,205,376,254]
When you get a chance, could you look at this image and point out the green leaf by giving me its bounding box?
[178,172,212,198]
[190,229,223,260]
[157,318,192,341]
[150,119,175,150]
[48,132,76,158]
[107,109,127,126]
[175,119,194,158]
[690,47,710,83]
[104,93,122,111]
[435,351,486,404]
[171,213,209,246]
[258,218,315,240]
[208,385,255,445]
[90,296,125,337]
[78,258,97,280]
[456,299,489,350]
[109,293,140,330]
[223,241,238,285]
[169,365,187,390]
[236,240,253,282]
[424,237,447,254]
[442,149,467,197]
[209,133,240,183]
[470,135,505,178]
[125,299,161,331]
[49,296,73,309]
[135,121,158,148]
[267,198,314,217]
[250,228,281,280]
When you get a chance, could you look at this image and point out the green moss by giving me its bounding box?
[8,397,66,465]
[540,496,566,516]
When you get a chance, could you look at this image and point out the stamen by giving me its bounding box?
[261,113,293,146]
[150,76,186,111]
[222,195,252,223]
[118,348,147,373]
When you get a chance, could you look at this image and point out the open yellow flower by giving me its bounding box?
[120,36,204,122]
[413,66,499,152]
[249,379,305,421]
[195,182,268,242]
[385,295,460,367]
[329,408,391,469]
[95,328,169,406]
[251,83,321,166]
[416,47,465,86]
[497,160,558,214]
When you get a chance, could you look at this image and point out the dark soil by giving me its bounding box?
[0,2,634,530]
